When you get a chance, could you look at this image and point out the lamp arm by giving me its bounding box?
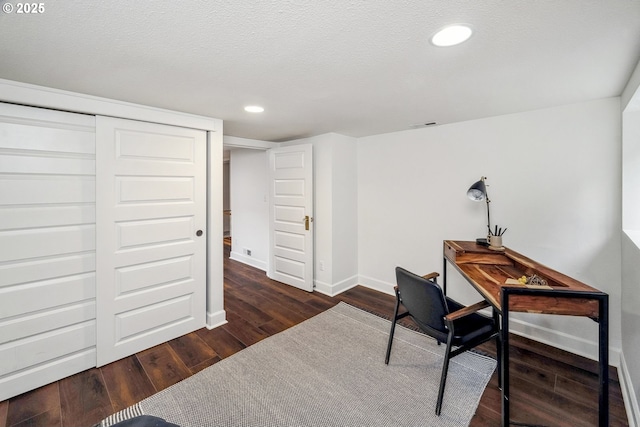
[485,194,491,236]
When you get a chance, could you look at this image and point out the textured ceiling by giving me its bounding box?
[1,0,640,141]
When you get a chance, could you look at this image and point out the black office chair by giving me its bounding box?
[385,266,500,416]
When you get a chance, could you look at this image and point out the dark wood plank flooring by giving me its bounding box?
[0,241,629,427]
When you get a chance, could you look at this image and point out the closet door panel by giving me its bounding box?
[96,116,206,366]
[0,224,95,262]
[0,176,95,205]
[96,116,207,366]
[0,321,96,376]
[0,301,95,343]
[0,103,96,401]
[0,205,95,230]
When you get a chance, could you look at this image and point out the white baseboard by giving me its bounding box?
[508,317,621,367]
[357,275,395,296]
[314,275,359,296]
[619,351,639,427]
[229,251,267,271]
[206,309,227,329]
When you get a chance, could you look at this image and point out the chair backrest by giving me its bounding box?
[395,266,449,334]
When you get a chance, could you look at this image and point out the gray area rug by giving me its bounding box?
[101,302,496,427]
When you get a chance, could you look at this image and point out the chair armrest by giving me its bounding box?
[444,300,490,322]
[421,272,440,281]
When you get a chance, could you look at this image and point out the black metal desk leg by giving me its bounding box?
[493,308,502,389]
[598,294,609,427]
[501,292,510,427]
[442,256,448,295]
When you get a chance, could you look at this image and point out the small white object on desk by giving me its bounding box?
[504,277,553,289]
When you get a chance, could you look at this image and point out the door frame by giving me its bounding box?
[222,139,317,293]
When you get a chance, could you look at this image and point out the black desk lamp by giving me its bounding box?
[467,176,491,246]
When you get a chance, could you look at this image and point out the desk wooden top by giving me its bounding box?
[443,240,605,318]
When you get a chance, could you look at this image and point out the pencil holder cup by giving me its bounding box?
[489,235,503,248]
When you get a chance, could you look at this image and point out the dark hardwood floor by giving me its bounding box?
[0,240,629,427]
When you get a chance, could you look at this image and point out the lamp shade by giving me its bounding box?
[467,179,487,201]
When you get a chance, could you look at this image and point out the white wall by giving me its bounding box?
[330,134,359,292]
[621,234,640,426]
[622,57,640,110]
[621,57,640,426]
[357,98,622,364]
[229,148,269,271]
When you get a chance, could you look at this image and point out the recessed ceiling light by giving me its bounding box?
[244,105,265,113]
[431,25,473,47]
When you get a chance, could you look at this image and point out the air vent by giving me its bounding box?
[409,122,437,129]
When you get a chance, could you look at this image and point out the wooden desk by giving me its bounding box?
[443,240,609,427]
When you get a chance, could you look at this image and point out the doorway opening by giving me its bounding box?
[223,150,231,242]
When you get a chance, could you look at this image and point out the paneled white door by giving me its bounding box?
[0,103,96,401]
[267,144,314,292]
[96,117,206,366]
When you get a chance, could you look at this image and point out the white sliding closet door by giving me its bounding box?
[0,103,96,401]
[96,117,207,366]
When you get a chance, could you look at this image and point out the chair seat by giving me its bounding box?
[411,297,496,345]
[446,297,496,345]
[450,311,496,344]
